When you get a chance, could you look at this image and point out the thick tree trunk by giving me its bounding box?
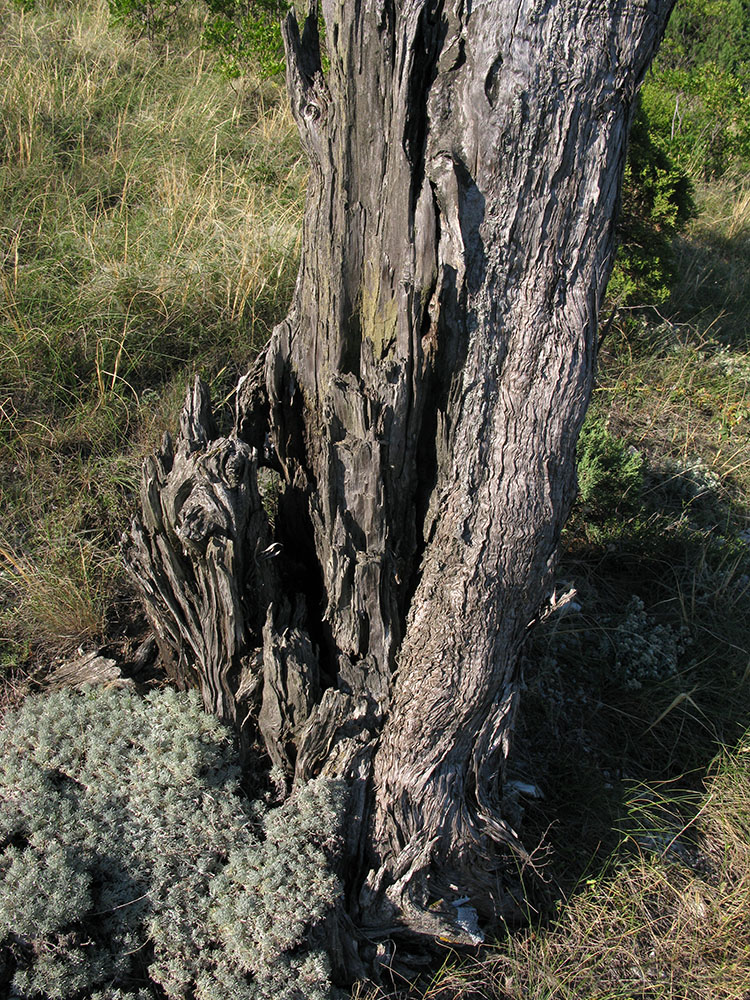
[124,0,674,975]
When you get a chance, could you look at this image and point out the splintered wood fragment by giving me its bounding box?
[43,650,131,691]
[123,378,277,726]
[258,600,319,777]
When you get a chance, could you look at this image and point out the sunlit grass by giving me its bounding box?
[0,0,304,658]
[591,181,750,504]
[0,0,303,426]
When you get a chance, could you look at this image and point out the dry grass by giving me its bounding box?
[0,0,304,419]
[0,0,304,662]
[0,535,109,654]
[591,180,750,514]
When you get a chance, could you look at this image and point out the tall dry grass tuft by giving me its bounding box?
[0,535,109,655]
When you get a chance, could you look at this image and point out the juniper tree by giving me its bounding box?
[124,0,677,974]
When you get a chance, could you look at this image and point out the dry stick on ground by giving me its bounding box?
[124,0,676,981]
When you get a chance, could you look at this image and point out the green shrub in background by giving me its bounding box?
[609,101,695,306]
[608,0,750,308]
[106,0,291,76]
[641,0,750,178]
[642,62,750,179]
[660,0,750,75]
[107,0,190,44]
[202,0,291,78]
[0,686,344,1000]
[576,416,645,530]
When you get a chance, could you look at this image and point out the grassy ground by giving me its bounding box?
[1,1,749,997]
[0,0,305,671]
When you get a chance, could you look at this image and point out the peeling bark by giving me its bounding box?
[124,0,675,976]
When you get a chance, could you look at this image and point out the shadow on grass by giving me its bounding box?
[515,463,750,903]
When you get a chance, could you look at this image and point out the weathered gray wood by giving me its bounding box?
[124,0,676,975]
[258,598,319,779]
[43,650,131,691]
[123,378,279,725]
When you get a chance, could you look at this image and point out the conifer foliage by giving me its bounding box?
[0,687,344,1000]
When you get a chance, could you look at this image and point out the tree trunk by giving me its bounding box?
[124,0,674,976]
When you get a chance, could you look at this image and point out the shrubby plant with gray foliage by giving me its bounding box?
[600,596,688,691]
[0,686,344,999]
[530,591,689,712]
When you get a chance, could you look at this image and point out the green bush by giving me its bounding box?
[659,0,750,76]
[0,686,343,999]
[108,0,190,44]
[610,102,695,306]
[642,63,750,179]
[609,0,749,307]
[106,0,291,77]
[576,416,645,528]
[202,0,291,79]
[640,0,750,178]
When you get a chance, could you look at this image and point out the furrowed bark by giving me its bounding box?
[124,0,676,975]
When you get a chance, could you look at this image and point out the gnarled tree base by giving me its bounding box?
[124,0,674,980]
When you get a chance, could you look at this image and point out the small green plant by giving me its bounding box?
[576,415,645,530]
[0,686,344,999]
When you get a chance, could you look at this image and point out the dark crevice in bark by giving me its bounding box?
[339,314,362,380]
[276,483,334,680]
[453,158,486,294]
[404,1,445,213]
[403,255,469,622]
[292,0,324,86]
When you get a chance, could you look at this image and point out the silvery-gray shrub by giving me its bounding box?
[0,686,344,999]
[600,596,688,690]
